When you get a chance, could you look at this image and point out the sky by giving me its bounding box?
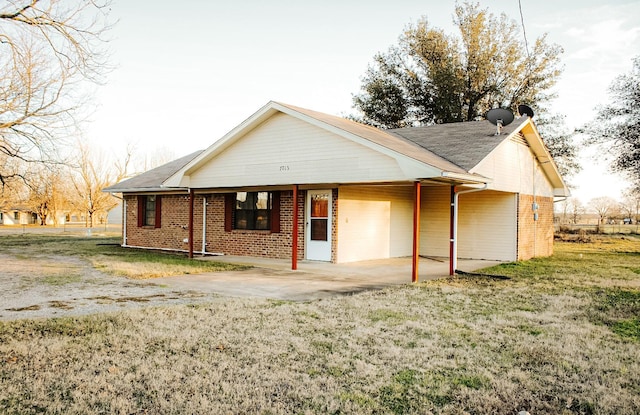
[88,0,640,203]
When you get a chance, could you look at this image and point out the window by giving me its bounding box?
[137,195,162,228]
[14,212,19,221]
[225,191,280,232]
[234,192,271,230]
[144,195,157,226]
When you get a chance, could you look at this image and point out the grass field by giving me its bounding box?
[0,234,246,278]
[1,235,639,414]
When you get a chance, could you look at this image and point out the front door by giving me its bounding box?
[306,189,332,261]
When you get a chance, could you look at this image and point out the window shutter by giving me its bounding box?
[224,194,234,232]
[137,196,144,227]
[271,191,281,233]
[154,196,162,228]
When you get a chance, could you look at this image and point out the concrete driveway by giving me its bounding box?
[1,251,499,320]
[153,255,501,301]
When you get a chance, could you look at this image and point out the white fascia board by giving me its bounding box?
[272,103,449,177]
[166,101,454,187]
[441,171,491,184]
[518,120,569,193]
[163,102,281,188]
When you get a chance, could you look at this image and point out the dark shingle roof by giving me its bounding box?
[104,150,203,192]
[388,120,522,171]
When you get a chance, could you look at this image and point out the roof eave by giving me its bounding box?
[103,187,189,194]
[440,171,491,184]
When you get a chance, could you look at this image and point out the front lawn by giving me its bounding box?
[0,235,639,414]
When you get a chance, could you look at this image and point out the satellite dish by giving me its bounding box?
[518,104,535,118]
[486,108,514,126]
[486,108,514,135]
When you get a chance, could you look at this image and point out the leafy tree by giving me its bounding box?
[0,1,112,187]
[352,2,563,128]
[536,113,581,179]
[584,56,640,191]
[351,2,578,181]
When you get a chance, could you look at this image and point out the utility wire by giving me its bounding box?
[518,0,531,62]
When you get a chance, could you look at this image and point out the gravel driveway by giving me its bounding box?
[0,253,220,321]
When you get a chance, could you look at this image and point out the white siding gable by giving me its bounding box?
[471,136,555,197]
[186,113,439,188]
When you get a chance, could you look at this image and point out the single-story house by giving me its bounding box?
[0,209,38,225]
[105,101,569,281]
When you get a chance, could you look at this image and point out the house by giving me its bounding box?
[104,101,569,281]
[0,208,37,225]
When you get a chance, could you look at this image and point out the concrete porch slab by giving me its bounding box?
[152,256,502,301]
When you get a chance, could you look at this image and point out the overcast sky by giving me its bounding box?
[89,0,640,203]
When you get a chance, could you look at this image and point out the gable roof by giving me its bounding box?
[103,150,203,193]
[276,103,468,174]
[389,119,521,171]
[163,101,487,188]
[107,102,568,196]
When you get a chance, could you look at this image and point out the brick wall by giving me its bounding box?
[203,190,305,260]
[517,194,554,260]
[124,188,336,263]
[124,194,191,251]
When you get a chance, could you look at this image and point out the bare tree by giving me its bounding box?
[589,196,618,233]
[71,142,128,228]
[621,189,640,232]
[0,1,112,186]
[558,197,584,225]
[24,165,71,225]
[569,198,585,225]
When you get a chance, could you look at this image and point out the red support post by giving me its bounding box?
[188,190,194,259]
[449,185,456,276]
[292,185,298,270]
[412,181,421,283]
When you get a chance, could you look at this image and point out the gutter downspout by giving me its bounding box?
[451,183,488,274]
[202,195,207,256]
[188,189,194,259]
[122,197,127,247]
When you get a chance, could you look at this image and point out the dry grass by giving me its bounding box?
[1,236,639,414]
[0,234,247,279]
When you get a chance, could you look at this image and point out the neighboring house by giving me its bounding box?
[0,208,76,226]
[104,101,569,281]
[0,208,38,225]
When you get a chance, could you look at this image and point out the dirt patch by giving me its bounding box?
[0,253,219,320]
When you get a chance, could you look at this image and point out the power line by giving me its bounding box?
[518,0,532,62]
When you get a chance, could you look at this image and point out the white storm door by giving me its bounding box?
[306,190,332,261]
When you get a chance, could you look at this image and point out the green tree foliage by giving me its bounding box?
[352,2,579,180]
[536,113,581,180]
[584,56,640,192]
[353,2,563,128]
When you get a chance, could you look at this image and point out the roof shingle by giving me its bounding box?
[388,120,522,171]
[104,150,203,192]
